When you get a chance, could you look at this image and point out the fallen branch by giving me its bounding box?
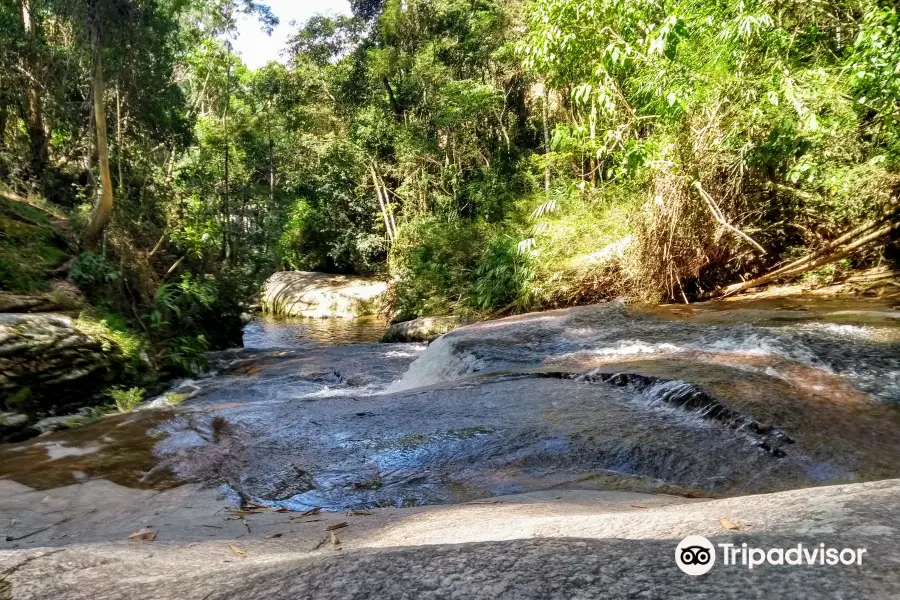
[756,215,889,283]
[164,254,186,280]
[693,181,766,255]
[147,231,168,258]
[720,213,900,297]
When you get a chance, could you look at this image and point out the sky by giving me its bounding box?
[231,0,352,69]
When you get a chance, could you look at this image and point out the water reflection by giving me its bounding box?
[243,315,389,348]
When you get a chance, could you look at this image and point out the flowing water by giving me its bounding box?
[3,296,900,512]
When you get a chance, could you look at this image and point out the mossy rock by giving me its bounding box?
[0,313,146,417]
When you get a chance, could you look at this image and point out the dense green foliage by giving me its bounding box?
[0,0,897,345]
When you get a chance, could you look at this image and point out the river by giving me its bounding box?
[2,296,900,512]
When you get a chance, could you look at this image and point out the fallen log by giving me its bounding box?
[720,211,900,297]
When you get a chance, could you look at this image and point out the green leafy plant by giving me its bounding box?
[166,335,210,375]
[69,252,121,297]
[109,387,145,413]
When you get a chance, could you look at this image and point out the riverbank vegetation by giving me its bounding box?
[0,0,898,340]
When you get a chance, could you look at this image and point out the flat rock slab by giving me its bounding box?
[260,272,387,318]
[1,479,898,598]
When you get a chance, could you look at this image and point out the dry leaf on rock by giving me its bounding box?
[265,533,283,539]
[719,517,740,530]
[330,531,340,546]
[128,528,157,541]
[229,544,247,559]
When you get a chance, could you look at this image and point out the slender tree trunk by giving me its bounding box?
[84,25,114,247]
[0,100,8,153]
[379,173,398,237]
[542,85,551,198]
[19,0,48,183]
[265,100,276,256]
[116,85,124,197]
[382,77,403,122]
[222,56,231,261]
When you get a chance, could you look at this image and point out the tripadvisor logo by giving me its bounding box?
[675,536,716,575]
[675,536,868,575]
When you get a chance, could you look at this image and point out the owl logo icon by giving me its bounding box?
[675,536,716,575]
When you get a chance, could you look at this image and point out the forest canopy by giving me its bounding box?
[0,0,897,347]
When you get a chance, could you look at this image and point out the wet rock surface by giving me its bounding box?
[3,296,900,598]
[4,297,900,514]
[389,300,900,402]
[2,479,899,599]
[123,298,900,511]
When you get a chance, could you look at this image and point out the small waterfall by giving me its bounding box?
[559,369,796,456]
[384,335,488,393]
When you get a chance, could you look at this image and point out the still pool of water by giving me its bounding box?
[242,315,389,348]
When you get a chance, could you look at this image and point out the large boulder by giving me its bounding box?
[260,271,387,318]
[0,313,125,416]
[381,315,465,342]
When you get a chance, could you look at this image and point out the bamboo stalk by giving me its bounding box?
[368,163,394,242]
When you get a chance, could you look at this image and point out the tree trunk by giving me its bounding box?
[84,25,114,247]
[542,85,551,198]
[382,77,404,122]
[116,85,124,197]
[0,100,8,154]
[379,173,398,237]
[720,212,900,297]
[222,56,231,261]
[265,100,276,256]
[19,0,48,183]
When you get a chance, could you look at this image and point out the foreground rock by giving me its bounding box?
[0,479,898,598]
[381,315,464,342]
[0,313,125,416]
[260,271,387,318]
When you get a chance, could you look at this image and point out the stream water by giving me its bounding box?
[2,296,900,511]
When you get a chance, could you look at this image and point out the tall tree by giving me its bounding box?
[84,2,113,246]
[18,0,48,183]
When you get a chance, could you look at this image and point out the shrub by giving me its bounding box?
[165,335,210,375]
[387,215,483,319]
[109,387,145,413]
[69,252,121,298]
[472,231,533,310]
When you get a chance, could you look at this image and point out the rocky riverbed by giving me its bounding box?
[2,296,900,597]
